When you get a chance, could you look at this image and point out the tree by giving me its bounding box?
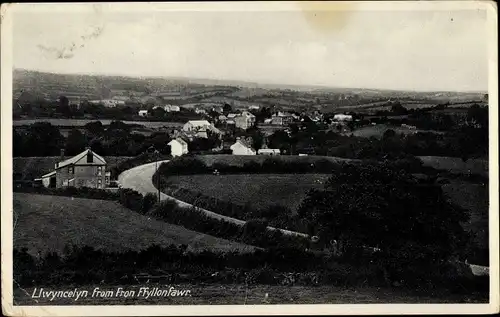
[391,102,407,115]
[65,129,88,156]
[151,107,165,119]
[223,103,232,115]
[298,162,470,266]
[84,121,105,136]
[23,122,65,156]
[58,96,71,117]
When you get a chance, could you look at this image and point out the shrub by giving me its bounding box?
[141,193,158,214]
[119,188,143,212]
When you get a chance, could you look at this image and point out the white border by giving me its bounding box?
[2,1,499,316]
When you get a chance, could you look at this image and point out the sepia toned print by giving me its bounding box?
[1,1,498,316]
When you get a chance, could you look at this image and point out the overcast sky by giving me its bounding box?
[11,3,490,91]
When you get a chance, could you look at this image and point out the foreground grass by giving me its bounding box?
[442,180,489,253]
[196,154,357,167]
[13,282,487,305]
[165,173,330,212]
[418,156,488,178]
[13,193,254,256]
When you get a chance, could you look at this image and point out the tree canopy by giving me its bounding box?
[298,162,470,264]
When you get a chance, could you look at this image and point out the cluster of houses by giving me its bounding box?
[34,110,355,189]
[217,111,256,130]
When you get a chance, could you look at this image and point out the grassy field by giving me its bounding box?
[350,124,443,139]
[13,193,254,256]
[13,156,134,180]
[13,119,183,129]
[442,180,489,253]
[196,154,356,167]
[418,156,488,178]
[165,174,330,212]
[14,282,486,305]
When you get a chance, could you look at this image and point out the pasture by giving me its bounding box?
[196,154,357,167]
[13,193,253,256]
[13,156,134,180]
[350,124,443,139]
[165,173,330,212]
[418,156,488,178]
[442,180,489,251]
[13,119,184,129]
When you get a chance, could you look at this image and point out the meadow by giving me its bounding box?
[418,156,489,177]
[196,154,356,167]
[13,119,184,129]
[165,173,330,213]
[350,124,443,139]
[13,193,253,256]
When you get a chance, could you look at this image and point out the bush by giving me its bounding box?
[141,193,158,214]
[13,185,120,200]
[119,188,143,212]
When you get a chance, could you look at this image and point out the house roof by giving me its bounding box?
[169,138,188,146]
[57,149,106,169]
[187,120,211,127]
[41,170,56,178]
[241,111,255,118]
[232,138,254,151]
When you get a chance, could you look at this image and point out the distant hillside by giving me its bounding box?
[13,68,487,104]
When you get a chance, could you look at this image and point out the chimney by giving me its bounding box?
[86,147,93,163]
[60,149,65,161]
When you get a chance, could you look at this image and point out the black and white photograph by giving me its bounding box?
[1,1,498,315]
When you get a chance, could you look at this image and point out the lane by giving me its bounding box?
[117,160,309,237]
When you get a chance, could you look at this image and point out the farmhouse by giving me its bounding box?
[168,138,189,157]
[234,111,256,130]
[166,105,181,112]
[230,138,256,155]
[138,110,148,117]
[38,148,110,189]
[258,149,281,155]
[89,99,125,108]
[272,112,294,126]
[183,120,223,137]
[333,114,353,122]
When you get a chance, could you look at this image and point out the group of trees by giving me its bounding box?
[297,162,472,268]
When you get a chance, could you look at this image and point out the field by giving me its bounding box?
[13,193,253,256]
[196,154,357,167]
[13,156,134,180]
[13,282,486,305]
[165,174,330,212]
[442,180,489,252]
[13,119,184,129]
[418,156,488,177]
[350,124,443,139]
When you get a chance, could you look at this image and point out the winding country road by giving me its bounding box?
[117,160,308,238]
[117,160,489,275]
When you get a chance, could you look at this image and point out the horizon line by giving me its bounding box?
[13,67,488,95]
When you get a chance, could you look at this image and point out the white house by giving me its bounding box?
[138,110,148,117]
[258,148,280,155]
[333,114,353,122]
[183,120,222,137]
[168,105,180,112]
[168,138,188,157]
[230,138,256,155]
[234,111,256,130]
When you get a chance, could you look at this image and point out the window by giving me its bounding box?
[68,167,74,174]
